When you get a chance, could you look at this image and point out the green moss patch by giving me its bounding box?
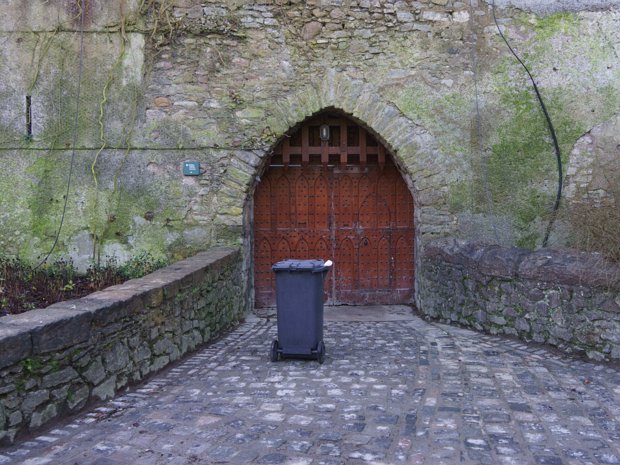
[485,89,583,247]
[533,12,580,41]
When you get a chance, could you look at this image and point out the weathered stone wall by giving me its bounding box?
[565,115,620,207]
[0,0,619,295]
[418,238,620,361]
[0,247,245,445]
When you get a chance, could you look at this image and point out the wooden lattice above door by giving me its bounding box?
[254,113,415,307]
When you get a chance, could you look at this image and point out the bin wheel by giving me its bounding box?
[317,341,325,364]
[270,340,280,362]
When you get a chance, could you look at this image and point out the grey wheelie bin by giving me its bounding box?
[270,259,332,364]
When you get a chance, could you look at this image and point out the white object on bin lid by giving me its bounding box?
[324,260,333,267]
[272,259,325,271]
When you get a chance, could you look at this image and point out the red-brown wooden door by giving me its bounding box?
[254,114,414,307]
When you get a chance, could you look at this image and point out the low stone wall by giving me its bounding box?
[0,247,245,444]
[418,238,620,362]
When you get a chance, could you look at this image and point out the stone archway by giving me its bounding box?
[253,110,415,307]
[238,70,453,310]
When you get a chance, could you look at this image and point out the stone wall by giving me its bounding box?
[0,0,619,268]
[0,247,245,445]
[418,238,620,361]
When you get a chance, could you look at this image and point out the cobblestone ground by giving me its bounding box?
[2,308,620,465]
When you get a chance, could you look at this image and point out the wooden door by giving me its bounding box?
[254,114,414,308]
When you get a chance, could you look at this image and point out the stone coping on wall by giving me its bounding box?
[0,247,245,444]
[424,238,620,289]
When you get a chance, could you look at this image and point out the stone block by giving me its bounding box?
[162,277,185,300]
[145,288,165,308]
[82,357,106,385]
[550,326,573,342]
[0,385,15,396]
[478,246,527,279]
[452,10,470,22]
[51,385,70,401]
[153,337,176,356]
[42,367,79,389]
[182,319,194,333]
[576,326,600,346]
[0,323,32,370]
[421,10,449,21]
[169,344,181,362]
[502,307,517,318]
[92,376,117,401]
[474,310,487,323]
[547,289,562,309]
[100,322,127,337]
[87,292,146,327]
[396,11,414,21]
[133,343,152,363]
[103,342,130,374]
[601,324,620,344]
[22,390,50,415]
[154,96,172,107]
[534,301,549,314]
[585,350,606,362]
[151,356,170,373]
[527,287,545,302]
[29,404,57,429]
[3,395,19,410]
[8,411,22,427]
[67,385,90,410]
[24,379,38,391]
[26,305,93,354]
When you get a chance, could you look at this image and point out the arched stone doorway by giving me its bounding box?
[254,111,415,308]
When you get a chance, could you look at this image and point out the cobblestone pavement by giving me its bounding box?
[2,306,620,465]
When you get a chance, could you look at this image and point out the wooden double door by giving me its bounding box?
[253,115,415,308]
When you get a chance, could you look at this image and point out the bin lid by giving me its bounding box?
[272,259,327,272]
